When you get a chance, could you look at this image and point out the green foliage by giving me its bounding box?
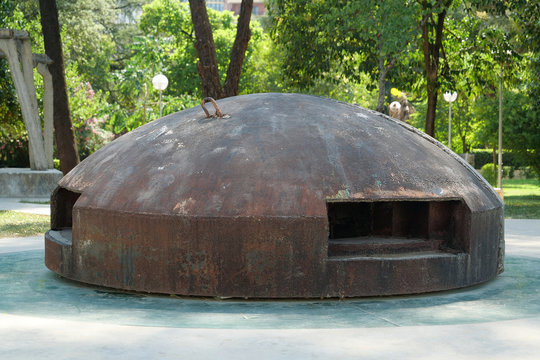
[107,0,278,133]
[290,70,379,109]
[65,65,114,160]
[269,0,417,106]
[480,163,498,185]
[0,1,35,166]
[135,0,265,95]
[471,149,527,169]
[470,150,494,169]
[161,94,200,116]
[1,0,538,170]
[239,35,287,94]
[57,0,117,91]
[480,162,515,185]
[0,134,29,168]
[473,89,540,177]
[137,0,199,94]
[0,1,42,139]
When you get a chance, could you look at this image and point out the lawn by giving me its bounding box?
[0,210,50,237]
[503,179,540,219]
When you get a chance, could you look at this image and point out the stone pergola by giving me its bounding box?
[0,28,54,170]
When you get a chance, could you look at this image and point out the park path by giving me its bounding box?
[0,197,50,215]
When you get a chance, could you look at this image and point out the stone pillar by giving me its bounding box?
[0,29,51,170]
[37,61,54,169]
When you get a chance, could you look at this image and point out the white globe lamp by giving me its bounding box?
[152,74,169,118]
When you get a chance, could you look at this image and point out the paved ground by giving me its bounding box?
[1,199,539,359]
[0,197,50,215]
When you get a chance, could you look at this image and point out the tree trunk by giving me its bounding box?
[188,0,224,99]
[377,54,386,113]
[493,146,497,182]
[425,71,438,136]
[224,0,253,97]
[39,0,79,174]
[420,2,448,138]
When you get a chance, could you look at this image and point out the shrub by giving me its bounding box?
[523,167,538,180]
[53,158,61,171]
[0,133,29,168]
[471,149,527,169]
[480,163,513,185]
[73,115,114,160]
[480,163,496,186]
[68,75,114,160]
[504,166,514,179]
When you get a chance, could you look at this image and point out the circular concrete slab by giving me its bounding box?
[1,239,539,329]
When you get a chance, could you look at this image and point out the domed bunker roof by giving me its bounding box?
[46,93,504,298]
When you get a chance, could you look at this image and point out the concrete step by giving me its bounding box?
[328,237,444,257]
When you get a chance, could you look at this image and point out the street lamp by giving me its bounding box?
[152,74,168,118]
[443,91,458,150]
[497,70,503,194]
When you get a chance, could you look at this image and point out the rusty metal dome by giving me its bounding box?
[46,93,504,298]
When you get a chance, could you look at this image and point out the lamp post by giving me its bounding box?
[443,91,458,150]
[497,70,503,192]
[152,74,168,118]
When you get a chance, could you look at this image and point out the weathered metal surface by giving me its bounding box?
[45,93,504,298]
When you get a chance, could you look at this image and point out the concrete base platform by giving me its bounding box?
[0,168,61,197]
[0,219,539,359]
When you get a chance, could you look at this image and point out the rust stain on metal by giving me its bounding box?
[45,93,504,298]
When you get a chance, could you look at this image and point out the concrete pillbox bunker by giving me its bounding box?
[45,93,504,298]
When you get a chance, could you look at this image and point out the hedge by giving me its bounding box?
[469,149,526,169]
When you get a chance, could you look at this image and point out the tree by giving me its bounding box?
[56,0,117,92]
[39,0,79,174]
[269,0,417,113]
[467,0,540,176]
[474,89,540,176]
[107,0,268,131]
[416,0,453,137]
[188,0,253,99]
[188,0,224,99]
[223,0,253,96]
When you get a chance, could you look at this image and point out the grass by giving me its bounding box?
[0,210,50,237]
[503,179,540,219]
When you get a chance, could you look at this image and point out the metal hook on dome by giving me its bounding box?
[201,97,224,118]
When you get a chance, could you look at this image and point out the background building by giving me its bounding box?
[206,0,225,11]
[181,1,265,15]
[227,0,265,15]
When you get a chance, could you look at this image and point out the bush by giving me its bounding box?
[68,72,114,160]
[53,158,61,171]
[73,115,114,160]
[0,133,29,168]
[480,163,496,185]
[471,149,527,169]
[471,150,493,169]
[523,166,538,180]
[480,163,513,185]
[504,166,514,179]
